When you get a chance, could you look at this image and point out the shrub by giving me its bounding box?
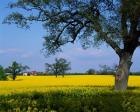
[86,69,96,75]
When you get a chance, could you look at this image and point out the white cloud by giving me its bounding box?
[0,48,22,54]
[57,47,109,59]
[21,52,33,58]
[0,50,5,54]
[0,48,33,59]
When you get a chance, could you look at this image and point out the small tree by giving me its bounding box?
[6,61,30,80]
[0,66,7,80]
[45,58,71,77]
[86,69,96,75]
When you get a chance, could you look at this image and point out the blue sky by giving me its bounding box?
[0,0,140,72]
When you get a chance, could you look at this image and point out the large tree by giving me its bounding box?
[45,58,71,77]
[4,0,140,90]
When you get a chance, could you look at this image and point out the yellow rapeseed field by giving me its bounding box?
[0,75,140,94]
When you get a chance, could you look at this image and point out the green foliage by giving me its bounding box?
[5,61,30,80]
[0,89,140,112]
[0,66,7,80]
[45,58,71,77]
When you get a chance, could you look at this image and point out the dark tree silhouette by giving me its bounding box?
[86,69,96,75]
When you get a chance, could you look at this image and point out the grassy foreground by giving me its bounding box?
[1,75,140,112]
[0,89,140,112]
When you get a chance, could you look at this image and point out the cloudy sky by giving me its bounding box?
[0,0,140,72]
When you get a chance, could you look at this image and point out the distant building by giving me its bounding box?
[23,71,37,76]
[30,71,37,76]
[23,73,28,76]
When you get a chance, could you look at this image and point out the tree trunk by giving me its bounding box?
[115,52,133,90]
[13,74,16,80]
[56,74,57,78]
[62,74,64,77]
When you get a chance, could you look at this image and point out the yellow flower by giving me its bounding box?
[0,75,140,94]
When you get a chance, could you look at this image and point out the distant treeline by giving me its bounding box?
[35,72,140,76]
[130,72,140,75]
[67,72,140,75]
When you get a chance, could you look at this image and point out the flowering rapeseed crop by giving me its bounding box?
[0,75,140,94]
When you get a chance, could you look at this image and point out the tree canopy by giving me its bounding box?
[4,0,140,55]
[3,0,121,55]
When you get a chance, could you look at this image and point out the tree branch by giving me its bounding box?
[102,32,122,55]
[91,19,122,56]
